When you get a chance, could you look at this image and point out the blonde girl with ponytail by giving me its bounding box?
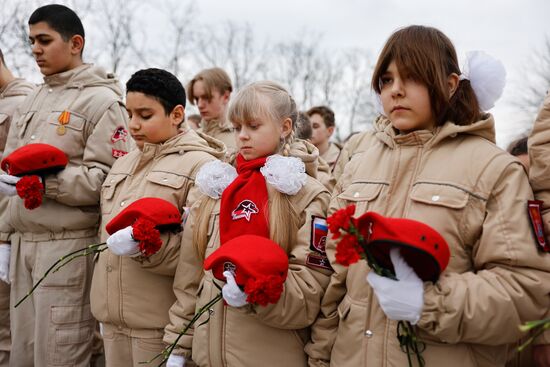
[164,81,333,367]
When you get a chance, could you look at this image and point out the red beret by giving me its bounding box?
[106,197,182,235]
[355,212,450,282]
[203,234,288,288]
[1,143,68,176]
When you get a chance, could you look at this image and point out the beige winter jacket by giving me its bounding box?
[164,151,332,366]
[320,142,341,171]
[291,139,335,192]
[91,130,225,333]
[0,78,34,159]
[306,115,550,367]
[332,121,380,181]
[199,119,236,160]
[0,64,131,240]
[528,90,550,347]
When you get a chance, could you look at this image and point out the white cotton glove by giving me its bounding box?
[366,247,424,324]
[166,354,186,367]
[222,270,248,307]
[0,244,10,284]
[106,226,140,257]
[0,174,20,196]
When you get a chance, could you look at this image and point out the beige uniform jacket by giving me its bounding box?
[91,130,225,333]
[199,119,236,160]
[306,115,550,367]
[0,78,34,159]
[164,152,332,367]
[320,142,341,171]
[332,121,382,181]
[291,139,335,192]
[0,64,131,240]
[528,90,550,346]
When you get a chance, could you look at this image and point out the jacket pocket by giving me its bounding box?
[47,110,86,131]
[337,182,386,214]
[332,296,366,365]
[49,304,93,365]
[101,174,127,215]
[147,171,187,189]
[410,182,469,209]
[409,182,471,250]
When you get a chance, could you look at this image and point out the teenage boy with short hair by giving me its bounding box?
[0,5,131,366]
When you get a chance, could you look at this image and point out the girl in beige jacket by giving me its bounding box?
[90,68,225,366]
[163,81,332,367]
[305,25,550,367]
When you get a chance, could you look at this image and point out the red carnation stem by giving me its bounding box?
[14,242,107,308]
[144,292,223,366]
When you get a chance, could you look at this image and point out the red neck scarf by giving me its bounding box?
[220,154,269,244]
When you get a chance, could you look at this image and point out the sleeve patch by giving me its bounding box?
[310,216,328,254]
[528,200,549,252]
[111,126,128,143]
[112,148,128,158]
[306,253,333,271]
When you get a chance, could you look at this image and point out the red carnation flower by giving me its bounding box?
[327,204,356,238]
[132,217,163,257]
[244,274,285,306]
[335,233,363,266]
[16,175,44,210]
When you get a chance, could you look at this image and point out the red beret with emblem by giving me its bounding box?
[356,212,450,282]
[203,235,288,305]
[1,143,68,176]
[106,197,182,235]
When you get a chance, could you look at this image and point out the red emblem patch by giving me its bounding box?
[111,126,128,143]
[111,148,128,158]
[306,253,333,271]
[528,200,549,252]
[232,200,259,221]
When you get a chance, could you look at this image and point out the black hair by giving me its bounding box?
[29,4,85,42]
[507,136,528,156]
[126,68,187,115]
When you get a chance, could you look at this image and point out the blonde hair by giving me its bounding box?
[194,81,300,259]
[187,67,233,105]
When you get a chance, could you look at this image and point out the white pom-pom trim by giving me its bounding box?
[195,160,237,199]
[260,155,307,195]
[461,51,506,111]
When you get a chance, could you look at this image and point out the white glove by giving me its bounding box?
[106,226,140,257]
[0,174,20,196]
[366,247,424,324]
[166,354,186,367]
[0,244,10,284]
[222,270,248,307]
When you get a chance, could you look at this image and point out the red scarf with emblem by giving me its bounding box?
[220,154,269,244]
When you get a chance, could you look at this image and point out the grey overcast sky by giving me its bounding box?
[195,0,549,146]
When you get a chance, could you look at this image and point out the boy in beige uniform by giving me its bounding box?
[307,105,341,171]
[0,48,34,367]
[0,5,131,367]
[187,67,236,158]
[90,68,225,366]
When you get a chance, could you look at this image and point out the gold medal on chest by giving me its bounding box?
[57,110,70,136]
[56,125,67,135]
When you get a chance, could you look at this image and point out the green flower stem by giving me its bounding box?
[141,292,223,366]
[518,318,550,352]
[348,225,398,280]
[397,320,426,367]
[14,242,107,308]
